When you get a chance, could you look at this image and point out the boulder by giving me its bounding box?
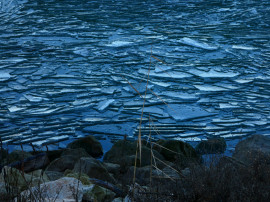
[7,152,50,173]
[154,140,199,168]
[0,166,49,193]
[124,166,152,185]
[217,156,247,170]
[195,138,226,154]
[7,150,32,164]
[233,135,270,165]
[103,140,165,171]
[103,162,120,177]
[0,182,9,201]
[112,198,124,202]
[67,135,103,157]
[73,157,116,184]
[64,170,92,185]
[28,169,50,182]
[46,148,90,172]
[45,171,64,181]
[19,177,84,201]
[46,149,64,162]
[0,148,8,163]
[83,184,115,202]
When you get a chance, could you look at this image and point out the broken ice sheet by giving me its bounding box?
[0,71,11,81]
[106,40,133,47]
[161,91,198,100]
[167,104,216,121]
[194,84,227,91]
[232,45,258,50]
[8,106,25,112]
[155,65,172,73]
[24,94,44,102]
[178,37,219,51]
[84,122,134,135]
[189,68,239,78]
[96,99,114,111]
[141,106,164,116]
[139,68,192,79]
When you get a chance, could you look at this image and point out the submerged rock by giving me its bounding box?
[67,135,103,157]
[195,138,227,154]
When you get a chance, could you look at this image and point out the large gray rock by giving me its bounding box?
[154,140,200,168]
[83,184,115,202]
[233,135,270,165]
[67,135,103,157]
[103,140,165,172]
[0,182,9,201]
[19,177,84,201]
[7,152,50,173]
[195,138,226,154]
[46,148,90,172]
[45,171,64,181]
[0,166,49,193]
[73,157,116,184]
[103,162,121,177]
[7,150,32,164]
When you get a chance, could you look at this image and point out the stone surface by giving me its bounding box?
[233,135,270,165]
[0,182,9,201]
[8,153,50,173]
[19,177,84,201]
[73,157,116,184]
[83,184,115,202]
[103,140,165,171]
[103,162,121,177]
[28,169,50,182]
[46,149,64,162]
[155,140,200,168]
[45,171,64,181]
[195,138,227,154]
[46,148,90,172]
[67,135,103,157]
[7,150,33,164]
[0,166,49,193]
[65,170,92,185]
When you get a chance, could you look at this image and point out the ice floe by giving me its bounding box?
[97,99,114,111]
[178,37,219,51]
[194,84,227,91]
[189,68,239,78]
[139,68,193,79]
[107,41,133,47]
[232,45,258,50]
[0,72,11,81]
[167,104,216,121]
[8,106,25,113]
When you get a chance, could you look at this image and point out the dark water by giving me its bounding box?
[0,0,270,150]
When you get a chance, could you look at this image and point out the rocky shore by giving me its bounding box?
[0,135,270,201]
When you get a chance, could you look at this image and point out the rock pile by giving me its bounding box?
[0,134,269,201]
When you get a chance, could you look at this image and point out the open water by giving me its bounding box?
[0,0,270,151]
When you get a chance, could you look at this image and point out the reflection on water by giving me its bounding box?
[0,0,270,148]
